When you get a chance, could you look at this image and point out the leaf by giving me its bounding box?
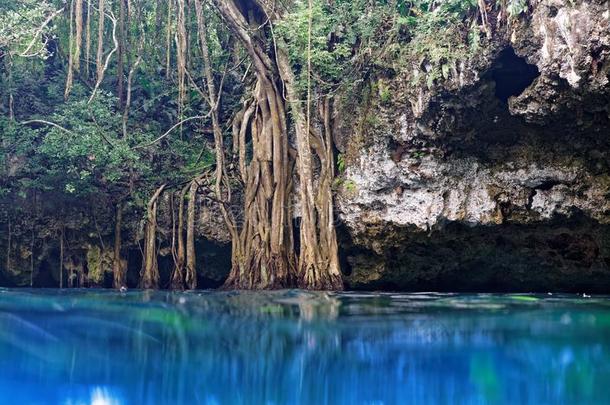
[441,63,450,79]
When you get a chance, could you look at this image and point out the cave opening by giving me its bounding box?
[492,47,540,103]
[126,248,143,288]
[36,255,60,288]
[292,218,302,257]
[336,223,360,278]
[195,239,232,288]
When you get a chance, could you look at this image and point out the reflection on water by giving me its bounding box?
[0,290,609,404]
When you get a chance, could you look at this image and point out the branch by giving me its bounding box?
[132,115,211,150]
[20,120,74,135]
[86,108,116,147]
[147,184,167,212]
[19,37,50,58]
[214,59,230,111]
[88,9,118,104]
[18,7,66,57]
[123,15,146,137]
[185,68,210,104]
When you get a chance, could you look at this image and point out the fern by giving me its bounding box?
[337,153,346,174]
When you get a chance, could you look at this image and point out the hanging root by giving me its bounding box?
[139,184,166,289]
[223,251,295,290]
[478,0,492,39]
[170,184,189,290]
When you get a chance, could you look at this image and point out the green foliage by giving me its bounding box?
[276,0,417,94]
[0,0,528,233]
[405,0,480,87]
[343,179,357,193]
[378,82,392,104]
[506,0,529,17]
[276,1,350,92]
[0,0,55,58]
[276,0,483,97]
[411,150,426,159]
[410,0,478,32]
[365,114,381,128]
[468,20,482,52]
[1,95,142,198]
[35,96,142,196]
[337,153,346,174]
[332,177,356,195]
[0,0,227,212]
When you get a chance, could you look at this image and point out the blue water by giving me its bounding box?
[0,290,609,404]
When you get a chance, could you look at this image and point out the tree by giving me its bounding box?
[209,0,342,290]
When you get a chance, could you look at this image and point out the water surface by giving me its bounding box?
[0,289,609,404]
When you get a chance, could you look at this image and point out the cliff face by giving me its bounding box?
[336,0,610,291]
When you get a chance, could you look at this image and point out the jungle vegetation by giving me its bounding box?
[0,0,521,289]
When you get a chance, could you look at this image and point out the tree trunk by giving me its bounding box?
[194,0,241,288]
[89,0,118,104]
[96,0,105,81]
[210,0,296,290]
[210,0,342,290]
[64,0,84,99]
[175,0,188,137]
[7,57,14,120]
[140,184,166,289]
[185,179,198,290]
[74,0,83,72]
[170,184,189,289]
[30,229,35,287]
[85,0,91,79]
[276,50,343,290]
[165,0,172,79]
[59,225,64,288]
[117,0,126,106]
[6,217,11,274]
[122,11,144,138]
[65,0,75,100]
[112,203,125,289]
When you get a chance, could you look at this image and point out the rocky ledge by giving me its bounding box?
[336,0,610,291]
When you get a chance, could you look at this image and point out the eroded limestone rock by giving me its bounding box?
[337,0,610,291]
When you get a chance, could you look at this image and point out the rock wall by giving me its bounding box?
[336,0,610,291]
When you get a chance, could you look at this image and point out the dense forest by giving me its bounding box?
[1,0,608,291]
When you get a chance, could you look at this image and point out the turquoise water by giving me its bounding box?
[0,290,609,404]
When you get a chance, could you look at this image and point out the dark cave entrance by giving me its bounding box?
[36,249,61,288]
[195,239,232,288]
[492,48,540,103]
[292,218,301,257]
[126,248,143,288]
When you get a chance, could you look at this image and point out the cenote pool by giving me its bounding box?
[0,290,609,404]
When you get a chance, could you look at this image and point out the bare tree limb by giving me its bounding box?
[132,115,211,150]
[18,7,66,57]
[20,119,74,134]
[123,5,145,137]
[89,9,118,104]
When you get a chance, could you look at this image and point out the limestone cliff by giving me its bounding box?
[336,0,610,291]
